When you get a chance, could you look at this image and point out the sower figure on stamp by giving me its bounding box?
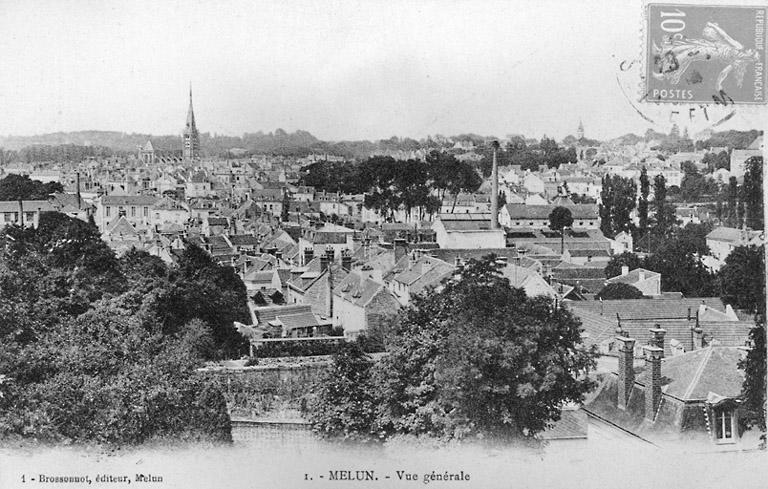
[653,21,760,92]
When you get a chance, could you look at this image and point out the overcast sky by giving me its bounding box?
[0,0,763,141]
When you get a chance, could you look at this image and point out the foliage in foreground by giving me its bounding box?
[0,212,248,445]
[311,256,596,443]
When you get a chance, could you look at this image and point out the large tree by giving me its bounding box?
[0,174,64,201]
[599,175,636,238]
[651,174,676,237]
[742,156,764,230]
[719,245,765,314]
[638,167,650,232]
[548,206,574,232]
[373,256,595,442]
[596,283,645,300]
[309,342,377,441]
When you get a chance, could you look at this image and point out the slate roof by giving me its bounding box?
[254,305,313,325]
[568,298,727,320]
[0,200,55,212]
[582,347,746,446]
[550,263,606,292]
[706,226,744,242]
[504,203,598,220]
[227,234,260,246]
[540,408,588,440]
[106,216,139,237]
[244,270,276,284]
[436,213,494,231]
[153,196,186,211]
[101,195,158,206]
[606,268,660,285]
[277,312,324,331]
[336,271,390,307]
[391,255,455,294]
[207,217,229,226]
[636,347,744,401]
[567,248,610,258]
[427,248,521,264]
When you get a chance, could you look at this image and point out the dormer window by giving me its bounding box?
[714,408,736,444]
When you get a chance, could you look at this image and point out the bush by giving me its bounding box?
[252,339,345,358]
[595,283,645,300]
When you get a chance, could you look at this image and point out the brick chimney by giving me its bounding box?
[275,250,283,262]
[394,238,407,262]
[616,335,636,410]
[341,249,352,272]
[649,326,666,358]
[692,326,704,350]
[320,253,329,272]
[621,265,629,276]
[304,247,314,265]
[643,345,663,420]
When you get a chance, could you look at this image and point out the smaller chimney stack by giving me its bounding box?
[320,253,329,272]
[616,335,636,411]
[649,326,666,358]
[621,265,629,276]
[304,247,314,266]
[642,345,664,420]
[692,326,704,350]
[341,249,352,272]
[394,238,407,262]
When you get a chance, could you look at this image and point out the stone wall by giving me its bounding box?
[199,359,331,420]
[231,419,322,448]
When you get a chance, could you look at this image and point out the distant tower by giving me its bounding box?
[577,120,584,140]
[183,85,200,162]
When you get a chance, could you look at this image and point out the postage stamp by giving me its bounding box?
[645,3,767,104]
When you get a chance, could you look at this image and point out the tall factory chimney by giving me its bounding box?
[76,172,82,209]
[490,140,500,229]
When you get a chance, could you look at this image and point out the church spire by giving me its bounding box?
[186,84,196,128]
[183,84,200,162]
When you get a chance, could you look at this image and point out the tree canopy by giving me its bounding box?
[0,213,249,445]
[312,256,596,443]
[548,206,574,232]
[596,283,645,300]
[599,174,636,238]
[0,174,64,201]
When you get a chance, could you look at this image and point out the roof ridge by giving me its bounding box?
[682,347,713,400]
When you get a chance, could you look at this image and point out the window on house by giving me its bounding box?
[143,207,148,217]
[131,207,136,217]
[13,212,18,222]
[25,212,34,222]
[3,212,11,222]
[715,409,735,443]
